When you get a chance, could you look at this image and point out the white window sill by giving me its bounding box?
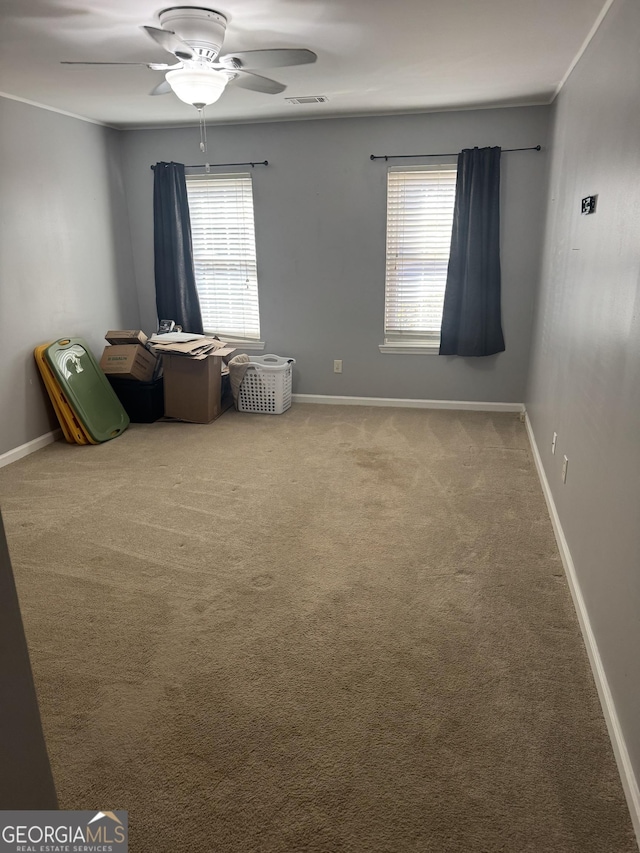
[230,340,266,352]
[379,342,440,355]
[211,338,265,352]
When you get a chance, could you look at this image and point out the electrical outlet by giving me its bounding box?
[552,432,557,455]
[333,359,343,374]
[562,455,569,483]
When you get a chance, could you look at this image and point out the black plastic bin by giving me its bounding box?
[107,377,164,423]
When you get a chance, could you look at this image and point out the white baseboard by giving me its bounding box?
[292,394,524,412]
[525,412,640,846]
[0,429,61,470]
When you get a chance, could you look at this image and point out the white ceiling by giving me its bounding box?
[0,0,609,128]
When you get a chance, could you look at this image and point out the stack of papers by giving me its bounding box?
[148,334,237,361]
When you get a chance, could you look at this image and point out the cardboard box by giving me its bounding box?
[100,344,157,382]
[148,335,236,361]
[163,353,233,424]
[105,330,148,346]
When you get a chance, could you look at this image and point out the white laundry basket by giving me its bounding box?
[238,354,295,414]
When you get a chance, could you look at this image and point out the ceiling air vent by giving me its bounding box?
[285,96,329,105]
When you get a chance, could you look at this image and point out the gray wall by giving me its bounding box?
[0,510,57,808]
[526,0,640,796]
[0,98,139,456]
[121,106,549,401]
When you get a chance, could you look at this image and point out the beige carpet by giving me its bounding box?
[0,405,635,852]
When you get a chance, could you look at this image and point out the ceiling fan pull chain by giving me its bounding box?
[198,107,208,154]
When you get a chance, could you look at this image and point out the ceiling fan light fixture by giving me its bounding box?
[165,67,228,106]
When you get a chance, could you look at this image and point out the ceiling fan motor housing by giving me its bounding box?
[159,7,227,61]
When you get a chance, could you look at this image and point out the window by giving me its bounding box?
[186,172,261,342]
[382,165,457,352]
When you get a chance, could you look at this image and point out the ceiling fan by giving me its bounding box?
[62,6,317,109]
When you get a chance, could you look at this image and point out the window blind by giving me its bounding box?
[186,172,261,340]
[384,167,457,344]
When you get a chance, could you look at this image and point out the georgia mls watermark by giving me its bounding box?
[0,811,127,853]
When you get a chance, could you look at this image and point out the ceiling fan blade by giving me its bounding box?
[143,25,194,61]
[150,80,172,96]
[61,61,157,66]
[229,70,286,95]
[218,48,316,70]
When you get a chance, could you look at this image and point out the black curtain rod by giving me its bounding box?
[151,160,268,170]
[369,145,541,162]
